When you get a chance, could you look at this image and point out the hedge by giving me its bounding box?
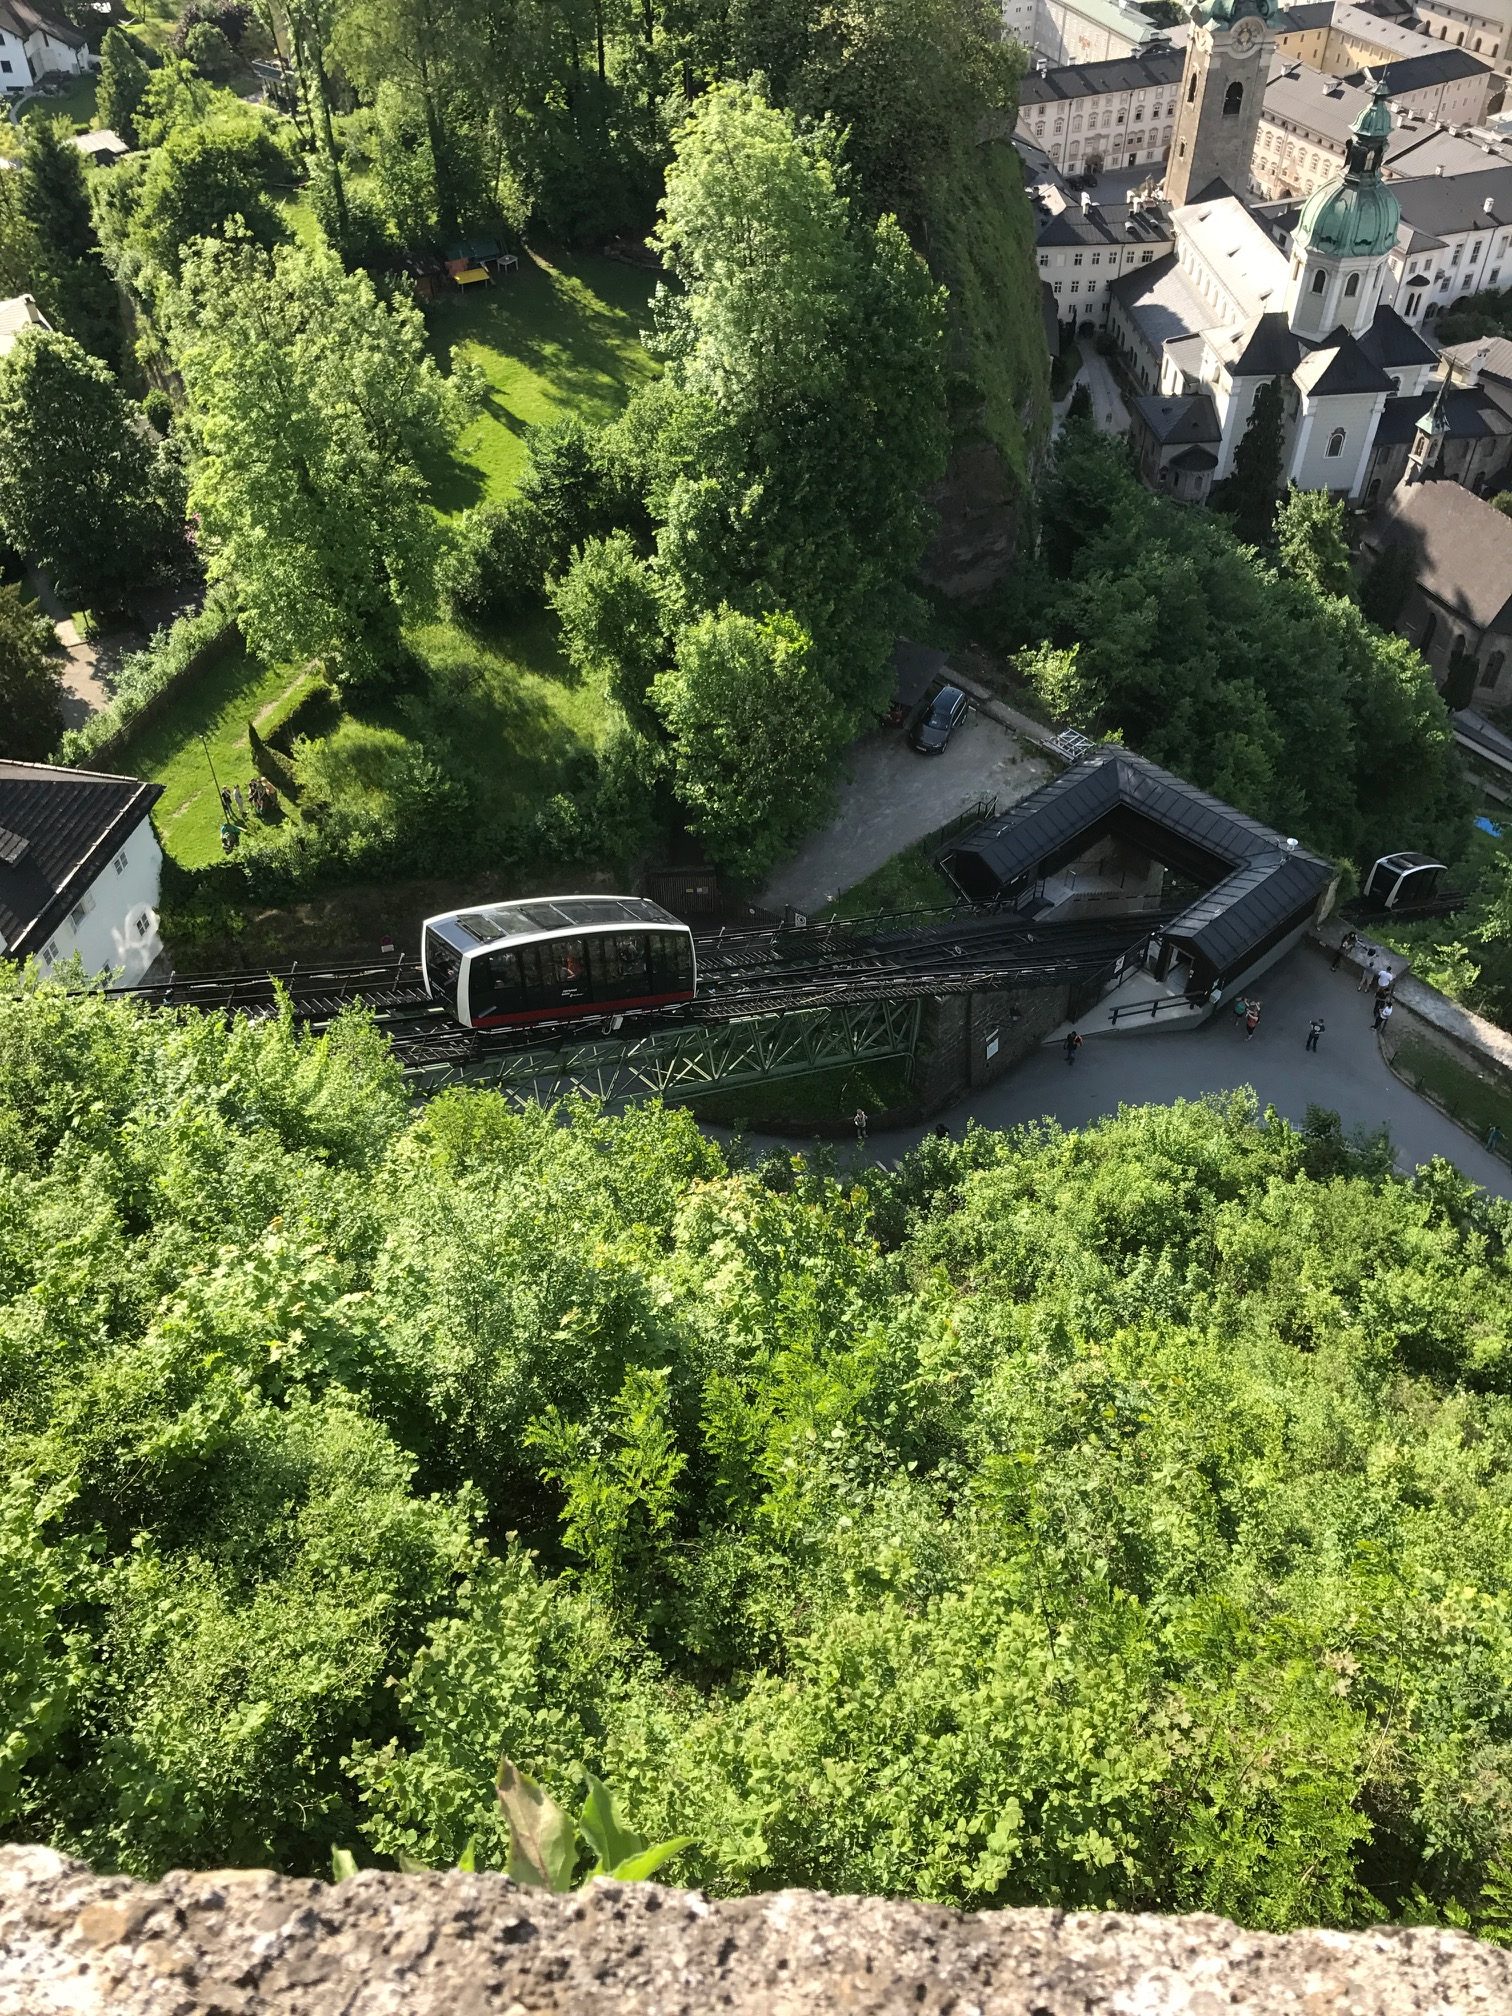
[56,586,241,767]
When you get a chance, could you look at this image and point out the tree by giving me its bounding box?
[132,109,294,278]
[184,19,238,76]
[0,582,64,760]
[1216,377,1285,547]
[13,118,120,367]
[549,532,666,722]
[640,81,949,722]
[96,27,154,150]
[0,329,184,608]
[1359,538,1416,629]
[1275,485,1355,600]
[652,607,839,880]
[171,235,451,689]
[1492,492,1512,519]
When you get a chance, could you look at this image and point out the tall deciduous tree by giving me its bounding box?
[652,606,838,881]
[171,235,451,688]
[549,531,666,724]
[0,583,64,761]
[640,81,948,722]
[0,330,184,609]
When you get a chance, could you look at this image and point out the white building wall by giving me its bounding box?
[34,821,164,985]
[1387,218,1512,324]
[1290,389,1388,492]
[1037,233,1172,324]
[22,27,88,80]
[0,26,32,89]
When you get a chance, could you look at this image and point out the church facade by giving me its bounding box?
[1108,0,1447,505]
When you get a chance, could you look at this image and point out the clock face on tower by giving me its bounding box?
[1232,15,1262,50]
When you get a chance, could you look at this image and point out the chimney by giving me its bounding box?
[1466,344,1490,387]
[1081,189,1092,212]
[1485,195,1497,214]
[1435,162,1445,175]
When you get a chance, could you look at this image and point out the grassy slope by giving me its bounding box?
[124,250,654,873]
[422,250,658,511]
[124,645,317,868]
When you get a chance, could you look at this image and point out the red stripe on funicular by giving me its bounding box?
[470,989,695,1029]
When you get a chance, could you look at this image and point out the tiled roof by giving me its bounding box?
[1019,48,1185,107]
[1367,482,1512,633]
[0,760,162,958]
[1223,309,1305,378]
[1357,303,1438,371]
[1132,391,1222,444]
[1343,49,1491,93]
[1293,326,1396,397]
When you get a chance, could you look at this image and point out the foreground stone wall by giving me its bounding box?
[4,1845,1510,2016]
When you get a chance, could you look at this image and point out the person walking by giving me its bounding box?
[1331,930,1357,972]
[1306,1017,1325,1052]
[1245,999,1262,1041]
[1064,1030,1083,1066]
[853,1107,868,1145]
[1357,950,1377,991]
[1231,994,1249,1034]
[1374,996,1394,1034]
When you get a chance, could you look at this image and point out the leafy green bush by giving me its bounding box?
[5,978,1512,1934]
[437,501,547,627]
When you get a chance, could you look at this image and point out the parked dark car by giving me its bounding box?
[909,685,968,754]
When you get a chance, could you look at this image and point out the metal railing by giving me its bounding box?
[1108,992,1206,1026]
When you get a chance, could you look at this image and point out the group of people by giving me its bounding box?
[218,776,279,854]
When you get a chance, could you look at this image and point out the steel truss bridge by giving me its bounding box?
[122,904,1174,1106]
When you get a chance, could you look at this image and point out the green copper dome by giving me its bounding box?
[1194,0,1273,23]
[1296,77,1400,259]
[1298,175,1401,257]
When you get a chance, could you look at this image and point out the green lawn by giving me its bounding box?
[422,249,659,513]
[1391,1035,1512,1159]
[119,644,318,868]
[1,76,99,159]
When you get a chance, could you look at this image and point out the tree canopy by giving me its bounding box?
[3,977,1512,1941]
[169,235,451,688]
[0,582,64,760]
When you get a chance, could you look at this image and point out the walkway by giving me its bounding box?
[751,942,1512,1199]
[1053,351,1131,438]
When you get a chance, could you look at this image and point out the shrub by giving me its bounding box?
[141,389,174,434]
[438,501,547,627]
[56,586,239,765]
[261,677,340,754]
[182,21,237,79]
[173,0,251,48]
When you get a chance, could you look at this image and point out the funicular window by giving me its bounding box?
[649,932,694,995]
[588,933,653,999]
[425,929,462,1011]
[472,948,523,1019]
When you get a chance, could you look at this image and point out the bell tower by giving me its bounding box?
[1166,0,1277,208]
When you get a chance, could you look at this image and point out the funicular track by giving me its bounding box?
[123,904,1175,1098]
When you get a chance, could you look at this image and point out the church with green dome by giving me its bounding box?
[1107,52,1442,508]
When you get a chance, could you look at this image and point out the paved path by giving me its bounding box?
[761,715,1048,915]
[750,942,1512,1198]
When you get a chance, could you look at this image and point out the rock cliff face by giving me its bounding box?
[4,1845,1511,2016]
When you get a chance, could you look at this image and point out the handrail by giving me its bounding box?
[1108,992,1205,1025]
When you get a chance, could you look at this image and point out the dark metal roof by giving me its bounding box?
[1295,327,1396,397]
[1170,444,1219,470]
[0,760,162,959]
[942,749,1332,978]
[1343,49,1490,92]
[1133,391,1222,444]
[1227,310,1305,378]
[1357,304,1439,372]
[1019,48,1185,105]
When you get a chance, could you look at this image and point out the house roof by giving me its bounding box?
[0,0,85,45]
[1220,309,1305,377]
[1357,302,1438,371]
[1132,390,1223,443]
[1173,195,1291,320]
[1293,325,1396,397]
[1368,482,1512,634]
[0,293,49,357]
[1169,444,1220,470]
[1276,0,1334,28]
[1019,47,1185,107]
[1343,50,1491,95]
[1374,382,1498,443]
[1331,1,1451,57]
[1440,335,1512,384]
[0,760,162,959]
[942,749,1332,977]
[1036,197,1174,247]
[1106,251,1225,353]
[1390,163,1512,239]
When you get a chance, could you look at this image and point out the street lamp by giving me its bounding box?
[199,733,224,810]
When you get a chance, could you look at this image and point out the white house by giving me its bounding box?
[0,0,92,92]
[0,759,166,986]
[0,292,50,355]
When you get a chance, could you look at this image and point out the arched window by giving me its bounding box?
[1344,272,1360,297]
[1188,72,1198,102]
[1311,268,1327,293]
[1421,612,1438,652]
[1483,649,1505,686]
[1367,477,1382,501]
[1223,81,1243,115]
[1326,427,1346,457]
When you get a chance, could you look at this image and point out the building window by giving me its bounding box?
[1073,251,1083,265]
[1053,281,1062,294]
[1141,249,1154,262]
[69,893,96,931]
[1344,273,1360,297]
[112,849,129,874]
[136,913,152,937]
[1312,268,1327,293]
[1070,281,1079,293]
[1038,252,1048,268]
[1483,650,1505,686]
[1223,81,1243,115]
[1422,612,1438,651]
[0,59,11,73]
[1187,73,1198,101]
[1090,252,1101,265]
[42,939,59,966]
[1326,427,1346,457]
[1470,241,1482,262]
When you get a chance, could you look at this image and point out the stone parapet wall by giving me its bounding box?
[3,1846,1510,2016]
